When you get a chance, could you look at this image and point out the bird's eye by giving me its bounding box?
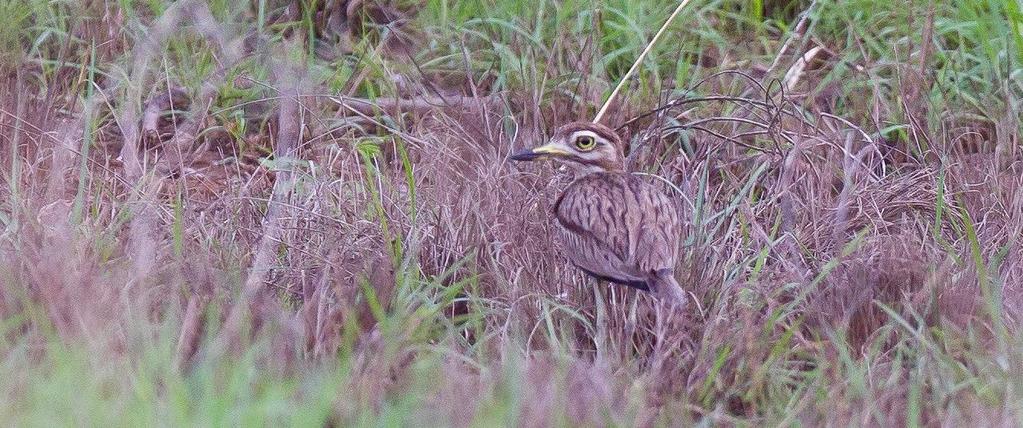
[575,136,596,151]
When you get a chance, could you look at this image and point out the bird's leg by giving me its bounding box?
[591,278,608,362]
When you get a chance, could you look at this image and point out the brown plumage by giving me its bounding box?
[510,122,686,305]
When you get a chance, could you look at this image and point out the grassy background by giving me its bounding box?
[1,0,1022,425]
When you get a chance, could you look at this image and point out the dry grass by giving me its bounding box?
[1,0,1022,425]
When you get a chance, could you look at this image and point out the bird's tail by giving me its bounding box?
[651,269,687,308]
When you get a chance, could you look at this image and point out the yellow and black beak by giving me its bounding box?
[508,143,568,162]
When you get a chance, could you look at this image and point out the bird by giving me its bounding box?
[510,121,686,305]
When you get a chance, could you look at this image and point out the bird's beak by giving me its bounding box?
[508,143,568,162]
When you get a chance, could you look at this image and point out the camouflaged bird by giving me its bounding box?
[510,122,686,305]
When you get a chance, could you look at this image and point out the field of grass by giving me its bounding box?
[1,0,1022,425]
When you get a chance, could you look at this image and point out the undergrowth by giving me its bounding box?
[1,0,1022,425]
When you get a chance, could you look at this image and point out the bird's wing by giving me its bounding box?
[624,175,681,273]
[555,173,681,278]
[553,175,633,270]
[555,174,681,274]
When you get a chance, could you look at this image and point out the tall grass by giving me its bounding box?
[1,0,1022,425]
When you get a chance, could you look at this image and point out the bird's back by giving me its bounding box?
[553,172,681,295]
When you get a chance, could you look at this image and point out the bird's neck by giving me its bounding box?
[570,160,623,176]
[601,159,624,172]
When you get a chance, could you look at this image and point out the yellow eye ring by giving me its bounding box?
[575,136,596,151]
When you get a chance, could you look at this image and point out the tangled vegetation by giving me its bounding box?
[1,0,1022,425]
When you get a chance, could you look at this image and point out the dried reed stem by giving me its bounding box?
[592,0,694,124]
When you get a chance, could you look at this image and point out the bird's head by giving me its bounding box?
[509,122,624,173]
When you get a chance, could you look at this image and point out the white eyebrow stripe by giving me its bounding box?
[569,130,606,143]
